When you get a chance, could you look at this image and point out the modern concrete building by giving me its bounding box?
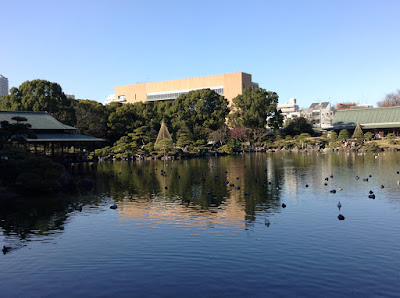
[301,102,336,129]
[278,98,299,114]
[0,74,9,96]
[103,94,128,105]
[115,72,259,105]
[277,98,301,125]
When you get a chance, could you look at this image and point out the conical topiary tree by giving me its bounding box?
[352,123,364,139]
[154,120,173,156]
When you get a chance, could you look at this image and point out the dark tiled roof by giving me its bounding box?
[0,111,76,130]
[332,106,400,129]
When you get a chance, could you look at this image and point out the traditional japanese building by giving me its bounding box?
[0,110,105,157]
[331,106,400,136]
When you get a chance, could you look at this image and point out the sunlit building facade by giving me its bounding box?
[114,72,259,105]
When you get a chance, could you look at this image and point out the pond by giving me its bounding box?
[1,152,400,297]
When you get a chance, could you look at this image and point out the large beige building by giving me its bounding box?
[114,72,258,105]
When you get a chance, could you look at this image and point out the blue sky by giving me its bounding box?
[2,0,399,108]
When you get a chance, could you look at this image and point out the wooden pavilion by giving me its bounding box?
[331,106,400,137]
[0,111,105,161]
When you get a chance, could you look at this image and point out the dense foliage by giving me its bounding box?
[283,117,314,136]
[0,148,71,193]
[0,80,286,157]
[229,87,282,145]
[0,80,76,126]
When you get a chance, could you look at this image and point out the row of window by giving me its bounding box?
[146,87,224,102]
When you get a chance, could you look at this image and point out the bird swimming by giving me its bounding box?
[338,214,345,220]
[337,201,342,210]
[110,204,118,209]
[2,246,10,254]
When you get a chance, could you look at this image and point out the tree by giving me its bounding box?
[170,89,229,140]
[284,117,314,136]
[73,99,108,139]
[107,103,148,142]
[353,130,364,140]
[176,125,193,149]
[0,117,36,147]
[229,87,282,144]
[229,126,247,142]
[329,131,338,143]
[377,89,400,107]
[338,129,350,141]
[0,80,76,126]
[208,125,228,146]
[364,132,373,141]
[128,126,153,147]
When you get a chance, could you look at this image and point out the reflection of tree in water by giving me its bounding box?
[95,157,285,224]
[0,196,69,240]
[237,154,284,223]
[95,160,230,210]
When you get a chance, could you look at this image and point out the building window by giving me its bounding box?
[146,86,224,102]
[117,95,126,102]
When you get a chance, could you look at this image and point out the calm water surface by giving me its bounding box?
[1,152,400,297]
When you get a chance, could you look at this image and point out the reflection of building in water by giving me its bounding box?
[282,166,299,196]
[117,198,246,229]
[224,160,247,222]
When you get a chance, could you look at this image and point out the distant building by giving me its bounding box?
[278,98,299,114]
[0,74,9,96]
[65,94,75,100]
[277,98,300,125]
[103,94,126,105]
[301,102,336,129]
[337,103,373,110]
[115,72,259,105]
[337,103,356,110]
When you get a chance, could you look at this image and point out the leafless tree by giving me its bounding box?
[377,89,400,107]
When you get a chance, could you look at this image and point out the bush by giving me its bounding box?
[338,129,350,140]
[363,142,381,152]
[386,133,395,140]
[143,142,154,153]
[329,131,338,143]
[16,172,42,191]
[219,144,233,154]
[364,132,373,141]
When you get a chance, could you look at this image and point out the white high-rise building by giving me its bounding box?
[0,74,9,96]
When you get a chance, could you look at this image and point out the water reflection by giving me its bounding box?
[2,152,400,245]
[2,152,400,297]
